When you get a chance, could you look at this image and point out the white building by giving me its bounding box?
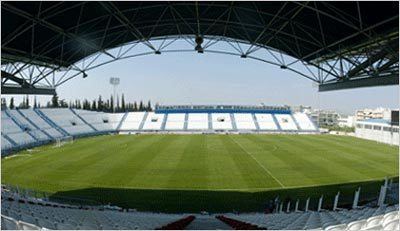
[355,119,399,145]
[309,110,339,127]
[355,107,392,121]
[338,115,355,128]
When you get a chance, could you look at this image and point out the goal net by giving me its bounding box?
[54,136,74,148]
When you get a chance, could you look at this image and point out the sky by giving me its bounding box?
[3,43,398,115]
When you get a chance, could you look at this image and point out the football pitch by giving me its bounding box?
[2,134,398,212]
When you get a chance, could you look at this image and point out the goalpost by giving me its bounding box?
[54,136,74,148]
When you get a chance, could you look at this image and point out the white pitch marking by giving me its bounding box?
[229,136,286,188]
[5,154,32,159]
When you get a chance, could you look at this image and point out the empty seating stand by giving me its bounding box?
[1,192,187,230]
[39,108,94,136]
[255,113,278,131]
[1,108,318,154]
[234,113,256,130]
[211,113,233,130]
[223,205,399,230]
[164,113,185,130]
[142,112,165,131]
[187,113,209,130]
[73,109,116,132]
[119,112,146,131]
[19,109,64,139]
[275,114,298,131]
[9,110,50,141]
[293,113,316,131]
[1,111,36,149]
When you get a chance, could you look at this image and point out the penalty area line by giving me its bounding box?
[229,136,286,188]
[5,154,32,159]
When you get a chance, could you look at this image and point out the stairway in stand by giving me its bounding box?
[185,215,231,230]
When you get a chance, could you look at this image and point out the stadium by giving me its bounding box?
[1,1,399,230]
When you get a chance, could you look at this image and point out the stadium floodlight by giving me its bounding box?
[110,77,120,113]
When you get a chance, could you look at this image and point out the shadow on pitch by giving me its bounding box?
[47,178,394,213]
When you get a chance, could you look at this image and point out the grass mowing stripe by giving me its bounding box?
[242,134,317,186]
[166,135,209,189]
[302,135,396,175]
[216,135,258,189]
[282,135,373,179]
[249,135,362,186]
[228,135,285,188]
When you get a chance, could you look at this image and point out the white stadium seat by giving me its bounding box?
[1,136,13,150]
[275,114,298,130]
[142,112,165,130]
[346,219,366,230]
[1,195,186,230]
[39,108,94,135]
[120,112,146,130]
[165,113,185,130]
[224,205,399,230]
[255,114,278,130]
[2,215,20,230]
[18,110,62,139]
[211,113,232,130]
[187,113,209,130]
[1,111,23,134]
[7,132,35,146]
[293,113,316,131]
[383,218,399,230]
[74,109,115,131]
[234,113,256,130]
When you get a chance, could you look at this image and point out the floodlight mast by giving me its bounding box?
[109,77,120,113]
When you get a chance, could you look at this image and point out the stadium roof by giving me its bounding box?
[1,1,399,94]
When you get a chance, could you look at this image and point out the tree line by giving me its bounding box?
[1,93,154,112]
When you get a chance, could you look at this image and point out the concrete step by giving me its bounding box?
[185,215,231,230]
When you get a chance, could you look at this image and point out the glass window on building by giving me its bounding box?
[373,125,381,130]
[364,125,372,129]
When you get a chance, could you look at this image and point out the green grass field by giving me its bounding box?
[2,134,398,212]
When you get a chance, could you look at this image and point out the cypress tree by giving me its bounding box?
[121,94,126,112]
[52,93,59,108]
[91,100,97,111]
[105,100,110,112]
[26,96,30,108]
[110,95,114,112]
[139,101,144,111]
[21,96,25,108]
[116,95,120,112]
[1,98,6,109]
[97,95,103,111]
[33,96,38,108]
[147,100,151,111]
[9,97,14,109]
